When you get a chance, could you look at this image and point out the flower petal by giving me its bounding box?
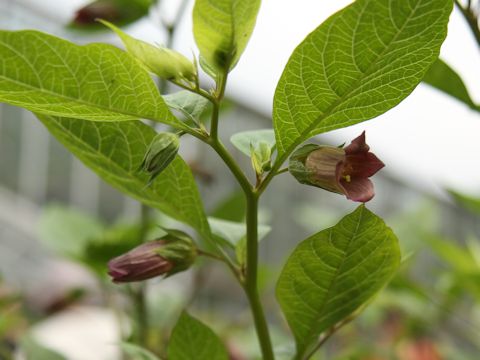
[340,177,375,202]
[346,152,385,178]
[344,131,369,154]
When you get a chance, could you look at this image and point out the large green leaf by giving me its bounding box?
[423,59,480,112]
[0,30,184,128]
[167,312,228,360]
[273,0,452,161]
[37,115,210,239]
[192,0,261,72]
[276,205,400,358]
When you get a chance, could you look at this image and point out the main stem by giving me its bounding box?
[207,89,274,359]
[244,193,275,360]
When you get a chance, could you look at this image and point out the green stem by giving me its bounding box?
[455,0,480,48]
[257,156,284,195]
[204,84,274,358]
[244,193,275,360]
[135,205,151,348]
[133,283,148,347]
[209,71,227,139]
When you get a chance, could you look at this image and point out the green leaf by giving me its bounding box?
[120,342,161,360]
[276,205,400,358]
[251,141,272,175]
[448,189,480,216]
[424,235,479,274]
[163,91,210,125]
[192,0,261,72]
[211,191,246,222]
[273,0,452,161]
[208,217,270,248]
[69,0,153,30]
[208,216,270,267]
[38,205,105,259]
[0,30,184,128]
[230,129,275,157]
[167,312,228,360]
[423,59,480,112]
[84,223,149,274]
[37,115,210,239]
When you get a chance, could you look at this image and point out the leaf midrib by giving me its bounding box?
[277,0,425,162]
[295,206,365,356]
[0,74,184,125]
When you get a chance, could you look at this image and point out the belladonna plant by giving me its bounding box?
[0,0,454,358]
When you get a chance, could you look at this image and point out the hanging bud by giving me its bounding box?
[140,132,179,185]
[74,2,119,25]
[289,132,384,202]
[100,20,196,81]
[108,229,197,283]
[251,141,272,176]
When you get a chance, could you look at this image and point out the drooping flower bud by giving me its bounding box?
[140,132,179,185]
[289,131,384,202]
[74,2,118,25]
[108,229,197,283]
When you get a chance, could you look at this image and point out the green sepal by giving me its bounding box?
[100,20,196,82]
[288,144,320,184]
[155,228,197,277]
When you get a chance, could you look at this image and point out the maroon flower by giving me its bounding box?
[108,230,197,283]
[289,131,384,202]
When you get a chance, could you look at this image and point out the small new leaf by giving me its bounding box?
[163,91,210,126]
[251,141,272,176]
[168,312,228,360]
[230,129,276,157]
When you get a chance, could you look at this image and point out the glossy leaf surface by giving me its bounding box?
[276,205,400,357]
[273,0,452,161]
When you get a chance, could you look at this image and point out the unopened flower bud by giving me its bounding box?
[100,20,196,81]
[140,132,179,185]
[289,131,384,202]
[108,229,197,283]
